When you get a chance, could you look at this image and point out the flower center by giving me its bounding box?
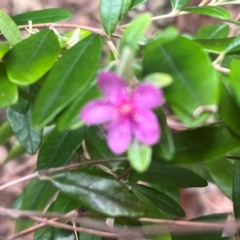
[120,103,133,114]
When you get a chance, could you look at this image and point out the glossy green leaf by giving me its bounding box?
[0,121,14,145]
[100,0,132,36]
[49,170,144,217]
[196,37,234,53]
[15,179,57,232]
[4,30,60,86]
[153,109,175,161]
[171,213,228,240]
[128,140,152,172]
[206,159,233,199]
[170,0,190,10]
[0,64,18,108]
[0,10,21,45]
[229,59,240,106]
[131,0,147,9]
[131,183,185,217]
[56,82,100,131]
[184,6,230,20]
[33,34,102,129]
[218,75,240,137]
[37,127,85,170]
[119,13,151,54]
[194,24,229,40]
[143,36,219,127]
[233,161,240,225]
[34,227,54,240]
[12,8,72,25]
[172,124,240,164]
[133,161,207,188]
[7,106,42,154]
[0,42,10,59]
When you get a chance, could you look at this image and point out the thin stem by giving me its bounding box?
[115,167,133,181]
[18,88,36,103]
[0,159,127,192]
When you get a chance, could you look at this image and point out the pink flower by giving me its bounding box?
[80,72,163,154]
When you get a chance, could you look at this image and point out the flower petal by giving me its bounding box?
[98,72,128,103]
[133,83,163,109]
[133,109,160,145]
[80,99,114,124]
[107,118,132,154]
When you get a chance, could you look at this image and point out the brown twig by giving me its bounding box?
[0,158,128,192]
[115,167,133,181]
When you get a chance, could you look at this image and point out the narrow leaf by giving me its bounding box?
[119,13,151,54]
[37,127,85,170]
[0,121,14,145]
[0,42,10,59]
[4,30,60,86]
[131,0,147,9]
[233,161,240,224]
[49,170,144,217]
[0,10,21,45]
[100,0,132,36]
[33,34,102,129]
[184,6,231,20]
[0,64,18,108]
[12,8,72,25]
[133,162,207,188]
[131,183,185,217]
[7,106,42,154]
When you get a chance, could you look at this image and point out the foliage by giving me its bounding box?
[0,0,240,239]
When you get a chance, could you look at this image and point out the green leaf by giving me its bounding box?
[131,0,147,9]
[143,36,219,127]
[32,34,102,129]
[172,124,240,164]
[56,82,100,131]
[4,139,26,162]
[194,24,229,40]
[37,127,85,170]
[0,121,14,145]
[4,30,60,86]
[0,10,22,45]
[0,64,18,108]
[171,213,228,240]
[15,179,57,232]
[12,8,72,25]
[170,0,190,10]
[34,227,54,240]
[80,234,102,240]
[133,161,207,188]
[0,42,10,59]
[10,87,30,114]
[49,169,144,217]
[131,183,185,217]
[196,37,234,54]
[128,140,152,172]
[225,34,240,53]
[153,109,175,161]
[119,13,151,54]
[100,0,132,36]
[206,159,233,199]
[229,59,240,106]
[184,6,230,20]
[7,106,42,154]
[218,75,240,137]
[233,161,240,225]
